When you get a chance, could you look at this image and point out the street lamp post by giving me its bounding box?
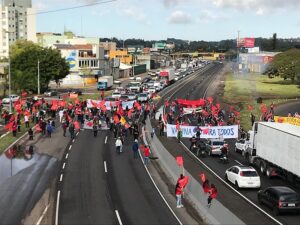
[8,57,12,113]
[37,59,40,95]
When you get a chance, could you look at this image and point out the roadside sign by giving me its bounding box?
[0,63,9,67]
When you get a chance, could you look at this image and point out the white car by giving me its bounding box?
[225,165,261,189]
[112,92,121,99]
[137,93,148,102]
[127,93,137,100]
[148,87,156,95]
[135,76,142,81]
[2,95,20,104]
[116,87,126,95]
[235,139,250,153]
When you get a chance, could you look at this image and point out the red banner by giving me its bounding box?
[176,156,183,167]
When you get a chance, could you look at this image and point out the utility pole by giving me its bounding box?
[237,30,240,75]
[8,56,12,113]
[38,59,40,95]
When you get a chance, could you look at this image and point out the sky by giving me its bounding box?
[33,0,300,41]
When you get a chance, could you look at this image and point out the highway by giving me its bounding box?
[58,127,180,224]
[155,62,300,225]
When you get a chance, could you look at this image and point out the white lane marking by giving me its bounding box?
[115,210,123,225]
[180,142,283,225]
[76,132,79,136]
[62,163,66,170]
[55,191,61,225]
[72,139,75,143]
[69,145,72,151]
[35,204,50,225]
[104,161,107,173]
[235,160,243,165]
[60,174,63,182]
[141,129,183,225]
[65,153,69,159]
[105,136,108,144]
[0,131,10,139]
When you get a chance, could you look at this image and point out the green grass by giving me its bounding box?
[223,73,300,130]
[78,91,114,101]
[0,126,28,154]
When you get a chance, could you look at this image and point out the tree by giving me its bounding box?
[272,33,277,51]
[266,48,300,83]
[10,40,69,93]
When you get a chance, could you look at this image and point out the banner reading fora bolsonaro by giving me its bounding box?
[274,116,300,126]
[166,124,239,139]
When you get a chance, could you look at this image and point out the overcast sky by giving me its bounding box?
[33,0,300,41]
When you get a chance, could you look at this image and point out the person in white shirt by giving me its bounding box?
[59,110,64,123]
[115,137,123,154]
[24,115,29,128]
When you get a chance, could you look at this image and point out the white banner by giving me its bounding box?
[166,124,238,139]
[183,107,202,115]
[86,99,135,110]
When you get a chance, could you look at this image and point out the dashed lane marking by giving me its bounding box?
[115,210,123,225]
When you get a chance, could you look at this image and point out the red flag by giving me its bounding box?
[5,121,14,131]
[247,105,254,112]
[74,121,80,130]
[35,124,42,132]
[200,172,206,183]
[113,115,120,124]
[74,99,80,105]
[261,104,267,113]
[118,105,124,116]
[216,103,221,110]
[207,96,213,104]
[176,156,183,167]
[164,100,169,107]
[59,101,66,107]
[21,91,28,97]
[229,106,235,112]
[124,123,130,129]
[176,123,180,130]
[178,176,189,189]
[234,111,240,117]
[24,110,31,116]
[91,100,98,108]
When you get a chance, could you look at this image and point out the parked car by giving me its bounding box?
[127,93,137,100]
[112,92,121,99]
[205,139,225,156]
[235,139,250,153]
[135,76,142,81]
[116,87,126,95]
[225,165,261,189]
[2,95,20,104]
[44,90,58,97]
[258,186,300,215]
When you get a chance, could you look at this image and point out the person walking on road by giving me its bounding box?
[46,122,53,138]
[143,145,151,165]
[62,122,67,137]
[28,128,33,140]
[207,184,218,208]
[93,124,98,137]
[175,182,183,208]
[115,137,123,154]
[69,122,75,139]
[132,139,139,159]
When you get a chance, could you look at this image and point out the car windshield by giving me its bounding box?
[241,170,258,177]
[139,94,147,97]
[212,141,224,146]
[280,194,299,202]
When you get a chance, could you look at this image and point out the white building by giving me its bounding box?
[0,0,36,58]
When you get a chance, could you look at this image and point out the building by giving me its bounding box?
[239,52,279,73]
[54,44,107,86]
[36,32,99,48]
[109,49,132,64]
[0,0,36,58]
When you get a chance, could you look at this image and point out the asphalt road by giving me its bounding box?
[59,128,180,224]
[275,101,300,116]
[155,62,300,225]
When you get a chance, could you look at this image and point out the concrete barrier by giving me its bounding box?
[143,118,245,225]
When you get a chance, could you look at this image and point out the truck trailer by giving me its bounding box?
[97,76,113,90]
[245,122,300,184]
[159,68,175,85]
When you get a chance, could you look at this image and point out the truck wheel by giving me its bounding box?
[260,162,266,174]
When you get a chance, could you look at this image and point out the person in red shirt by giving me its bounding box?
[143,145,151,165]
[207,184,218,208]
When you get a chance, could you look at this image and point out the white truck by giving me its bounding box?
[128,82,141,93]
[97,76,113,90]
[159,68,175,85]
[245,122,300,184]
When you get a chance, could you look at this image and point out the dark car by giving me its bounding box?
[69,89,82,96]
[258,186,300,215]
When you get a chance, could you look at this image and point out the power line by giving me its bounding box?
[29,0,117,15]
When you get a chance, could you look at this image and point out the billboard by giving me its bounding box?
[237,38,255,48]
